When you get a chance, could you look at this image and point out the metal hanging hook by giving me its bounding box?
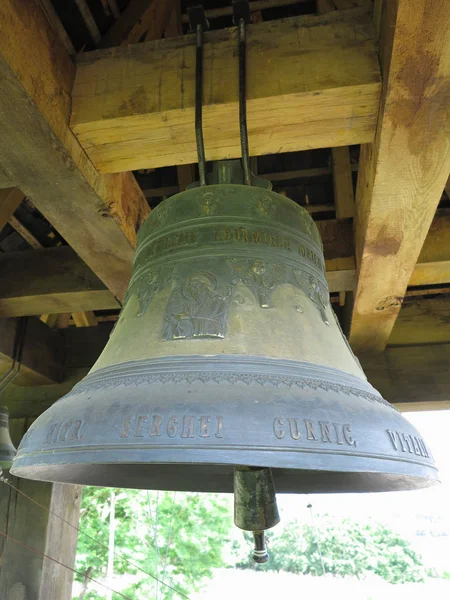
[233,1,252,186]
[188,5,209,187]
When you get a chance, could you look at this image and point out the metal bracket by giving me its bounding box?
[187,4,209,32]
[232,0,251,25]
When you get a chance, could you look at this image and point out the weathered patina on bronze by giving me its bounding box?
[11,175,438,494]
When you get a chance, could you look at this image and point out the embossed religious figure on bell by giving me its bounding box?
[163,271,231,340]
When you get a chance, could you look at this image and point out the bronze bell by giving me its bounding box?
[11,163,438,494]
[0,407,16,471]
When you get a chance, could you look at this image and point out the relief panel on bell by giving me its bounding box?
[163,264,233,340]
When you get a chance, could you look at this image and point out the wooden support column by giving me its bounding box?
[0,420,82,600]
[349,0,450,352]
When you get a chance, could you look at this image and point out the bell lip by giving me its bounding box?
[11,447,439,494]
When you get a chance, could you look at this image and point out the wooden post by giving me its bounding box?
[0,419,82,600]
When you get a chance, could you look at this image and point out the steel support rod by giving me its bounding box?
[195,23,207,186]
[238,18,251,186]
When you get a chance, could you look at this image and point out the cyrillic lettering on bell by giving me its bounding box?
[386,430,429,458]
[274,418,355,446]
[181,416,195,438]
[167,416,179,438]
[45,420,84,444]
[118,414,223,440]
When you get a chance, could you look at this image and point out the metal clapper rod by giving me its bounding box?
[187,5,209,187]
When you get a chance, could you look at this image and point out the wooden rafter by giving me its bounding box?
[0,317,65,385]
[98,0,174,48]
[72,7,381,173]
[349,0,450,352]
[0,247,119,318]
[0,188,23,232]
[0,0,150,301]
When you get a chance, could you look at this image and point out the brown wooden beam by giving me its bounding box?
[99,0,174,48]
[0,317,65,385]
[0,0,150,301]
[0,188,23,232]
[361,343,450,409]
[349,0,450,352]
[72,8,381,173]
[0,246,119,318]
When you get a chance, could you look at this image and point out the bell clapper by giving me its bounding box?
[252,531,269,564]
[234,466,280,564]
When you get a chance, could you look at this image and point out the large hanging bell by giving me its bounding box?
[11,170,438,492]
[0,407,16,471]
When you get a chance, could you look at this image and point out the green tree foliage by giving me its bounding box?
[74,487,233,600]
[231,515,427,584]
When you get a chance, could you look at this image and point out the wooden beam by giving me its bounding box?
[0,317,65,385]
[72,311,98,327]
[99,0,174,48]
[349,0,450,352]
[72,8,381,173]
[445,175,450,199]
[361,343,450,409]
[38,0,76,54]
[389,297,450,346]
[8,214,41,249]
[181,0,311,22]
[74,0,101,44]
[0,417,82,600]
[0,0,149,301]
[331,146,354,219]
[0,188,23,232]
[0,165,15,190]
[409,208,450,286]
[0,246,119,318]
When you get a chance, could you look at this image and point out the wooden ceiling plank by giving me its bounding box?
[0,317,65,386]
[0,188,24,232]
[331,147,355,219]
[72,7,381,173]
[0,0,149,301]
[0,246,119,318]
[349,0,450,353]
[98,0,174,48]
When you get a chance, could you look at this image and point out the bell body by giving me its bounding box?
[0,407,16,471]
[11,184,438,492]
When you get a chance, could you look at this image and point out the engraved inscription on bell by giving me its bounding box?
[274,418,355,446]
[120,414,224,439]
[386,429,431,458]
